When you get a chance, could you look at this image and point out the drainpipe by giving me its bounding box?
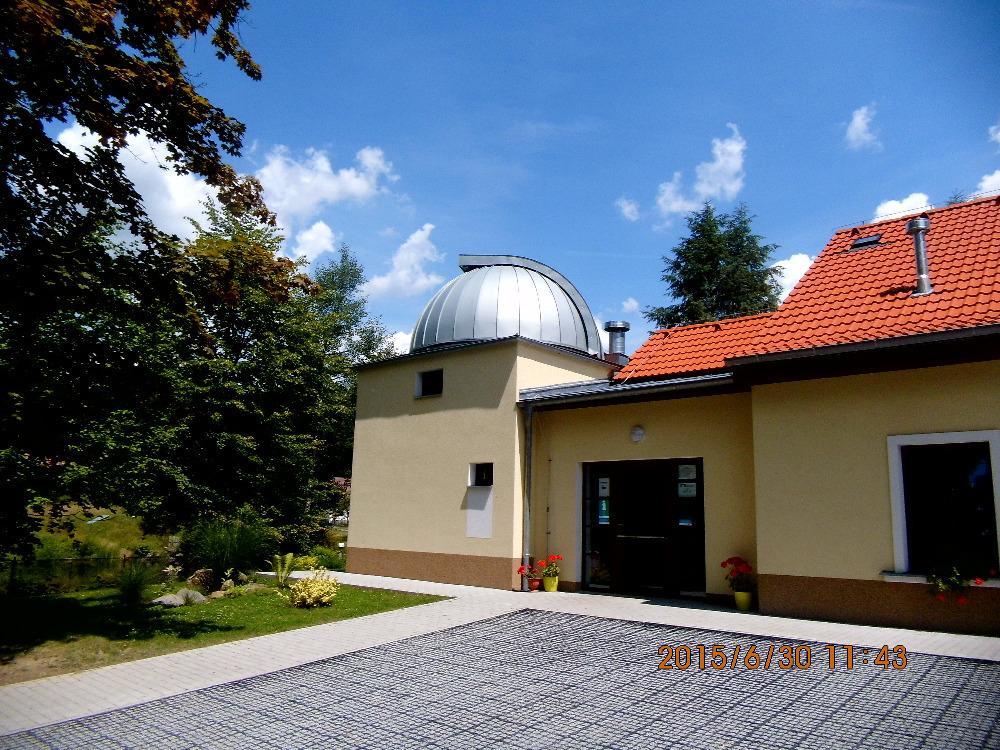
[521,405,533,591]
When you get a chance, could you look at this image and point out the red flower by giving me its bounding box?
[935,593,947,602]
[956,595,969,606]
[974,578,985,586]
[517,566,527,576]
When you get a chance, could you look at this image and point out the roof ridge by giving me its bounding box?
[835,192,1000,235]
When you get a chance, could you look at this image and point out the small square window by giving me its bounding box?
[471,463,493,487]
[416,369,443,398]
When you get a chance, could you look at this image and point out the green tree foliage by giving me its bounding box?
[313,248,396,472]
[0,204,392,557]
[644,203,782,328]
[1,0,269,256]
[0,0,273,557]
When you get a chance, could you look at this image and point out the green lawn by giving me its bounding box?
[0,583,445,685]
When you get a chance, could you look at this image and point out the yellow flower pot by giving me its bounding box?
[734,591,752,611]
[542,576,559,592]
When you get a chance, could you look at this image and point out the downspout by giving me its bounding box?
[521,404,533,591]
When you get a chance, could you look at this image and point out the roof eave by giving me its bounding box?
[726,322,1000,368]
[518,371,735,409]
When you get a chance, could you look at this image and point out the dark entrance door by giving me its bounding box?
[583,459,706,595]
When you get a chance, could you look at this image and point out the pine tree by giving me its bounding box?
[644,203,782,328]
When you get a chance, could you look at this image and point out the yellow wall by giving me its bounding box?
[531,393,757,594]
[753,360,1000,580]
[349,339,613,562]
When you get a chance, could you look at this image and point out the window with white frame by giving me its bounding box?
[887,431,1000,577]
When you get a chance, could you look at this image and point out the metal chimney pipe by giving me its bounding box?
[906,215,932,296]
[604,321,630,365]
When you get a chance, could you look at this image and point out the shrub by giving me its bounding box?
[181,508,279,585]
[293,555,319,570]
[117,562,154,606]
[287,570,340,608]
[311,546,345,572]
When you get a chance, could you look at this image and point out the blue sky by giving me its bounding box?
[72,1,1000,353]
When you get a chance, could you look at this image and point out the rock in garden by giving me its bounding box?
[151,593,185,607]
[185,569,213,589]
[208,591,227,599]
[241,583,270,594]
[176,588,207,604]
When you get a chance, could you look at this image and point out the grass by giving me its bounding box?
[36,507,171,560]
[0,582,445,686]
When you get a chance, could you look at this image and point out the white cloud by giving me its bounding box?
[845,104,882,151]
[977,169,1000,194]
[621,297,640,314]
[873,192,931,220]
[655,124,746,217]
[989,118,1000,149]
[615,196,640,222]
[772,253,814,300]
[390,331,412,354]
[378,226,398,238]
[57,123,214,238]
[693,123,747,201]
[256,145,397,226]
[363,223,445,298]
[655,172,700,217]
[290,220,337,262]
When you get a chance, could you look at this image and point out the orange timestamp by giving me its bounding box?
[656,643,908,671]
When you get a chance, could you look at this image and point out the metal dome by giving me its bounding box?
[411,254,603,356]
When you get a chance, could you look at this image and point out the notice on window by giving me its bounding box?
[678,482,697,498]
[678,464,697,480]
[598,477,610,497]
[598,497,610,525]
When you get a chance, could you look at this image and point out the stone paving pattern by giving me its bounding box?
[3,610,999,750]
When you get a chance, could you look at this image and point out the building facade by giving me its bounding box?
[348,196,1000,635]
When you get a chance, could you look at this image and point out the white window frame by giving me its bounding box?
[887,430,1000,574]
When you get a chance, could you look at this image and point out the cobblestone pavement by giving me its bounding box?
[3,609,999,750]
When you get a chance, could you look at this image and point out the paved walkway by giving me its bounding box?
[2,572,999,740]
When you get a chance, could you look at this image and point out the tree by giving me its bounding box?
[644,203,782,328]
[0,1,272,557]
[313,247,396,474]
[1,0,270,257]
[0,204,392,557]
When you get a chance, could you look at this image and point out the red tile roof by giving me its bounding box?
[616,195,1000,381]
[616,314,771,380]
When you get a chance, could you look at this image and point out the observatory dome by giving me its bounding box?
[411,255,602,356]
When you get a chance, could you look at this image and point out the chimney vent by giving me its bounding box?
[905,215,932,296]
[604,321,630,366]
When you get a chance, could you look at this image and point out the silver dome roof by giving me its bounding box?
[411,254,602,356]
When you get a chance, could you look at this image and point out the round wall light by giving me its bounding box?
[630,425,646,443]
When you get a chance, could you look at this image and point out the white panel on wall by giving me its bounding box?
[465,486,493,538]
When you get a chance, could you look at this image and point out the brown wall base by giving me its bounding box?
[347,547,521,590]
[759,574,1000,636]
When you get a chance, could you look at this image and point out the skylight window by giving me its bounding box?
[850,233,882,250]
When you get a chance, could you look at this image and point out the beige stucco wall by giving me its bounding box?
[349,339,613,567]
[753,359,1000,581]
[531,392,757,595]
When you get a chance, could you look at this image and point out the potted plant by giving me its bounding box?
[517,563,542,591]
[721,555,755,611]
[538,554,563,592]
[927,564,988,605]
